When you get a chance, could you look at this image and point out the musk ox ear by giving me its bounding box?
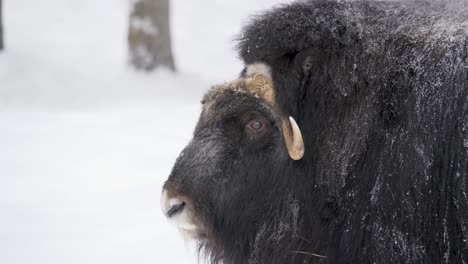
[294,47,320,77]
[281,116,304,160]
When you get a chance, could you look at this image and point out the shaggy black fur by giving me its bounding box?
[165,1,468,263]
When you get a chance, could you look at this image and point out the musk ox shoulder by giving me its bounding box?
[162,1,468,263]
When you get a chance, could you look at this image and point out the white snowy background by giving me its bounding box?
[0,0,293,263]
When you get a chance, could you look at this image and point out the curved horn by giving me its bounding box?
[281,116,304,160]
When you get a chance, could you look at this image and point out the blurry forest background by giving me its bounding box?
[0,0,291,263]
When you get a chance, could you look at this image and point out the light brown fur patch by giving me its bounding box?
[242,74,276,106]
[203,73,276,109]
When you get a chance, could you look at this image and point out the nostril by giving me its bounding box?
[161,190,197,231]
[166,202,186,217]
[161,190,189,219]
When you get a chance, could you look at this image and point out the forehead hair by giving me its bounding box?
[202,63,276,110]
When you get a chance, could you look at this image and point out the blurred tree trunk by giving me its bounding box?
[128,0,175,71]
[0,0,4,51]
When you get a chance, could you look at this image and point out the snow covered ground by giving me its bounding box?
[0,0,292,263]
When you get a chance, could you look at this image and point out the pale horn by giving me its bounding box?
[281,116,304,160]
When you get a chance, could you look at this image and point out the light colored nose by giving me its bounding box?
[160,190,185,217]
[160,189,198,230]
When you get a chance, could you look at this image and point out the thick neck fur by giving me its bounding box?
[201,155,329,264]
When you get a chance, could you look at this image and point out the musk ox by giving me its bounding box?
[161,1,468,263]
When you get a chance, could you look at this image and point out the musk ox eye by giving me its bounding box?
[248,120,264,132]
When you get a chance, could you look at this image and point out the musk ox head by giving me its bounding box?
[160,63,306,261]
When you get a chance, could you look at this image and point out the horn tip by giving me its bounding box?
[288,116,305,160]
